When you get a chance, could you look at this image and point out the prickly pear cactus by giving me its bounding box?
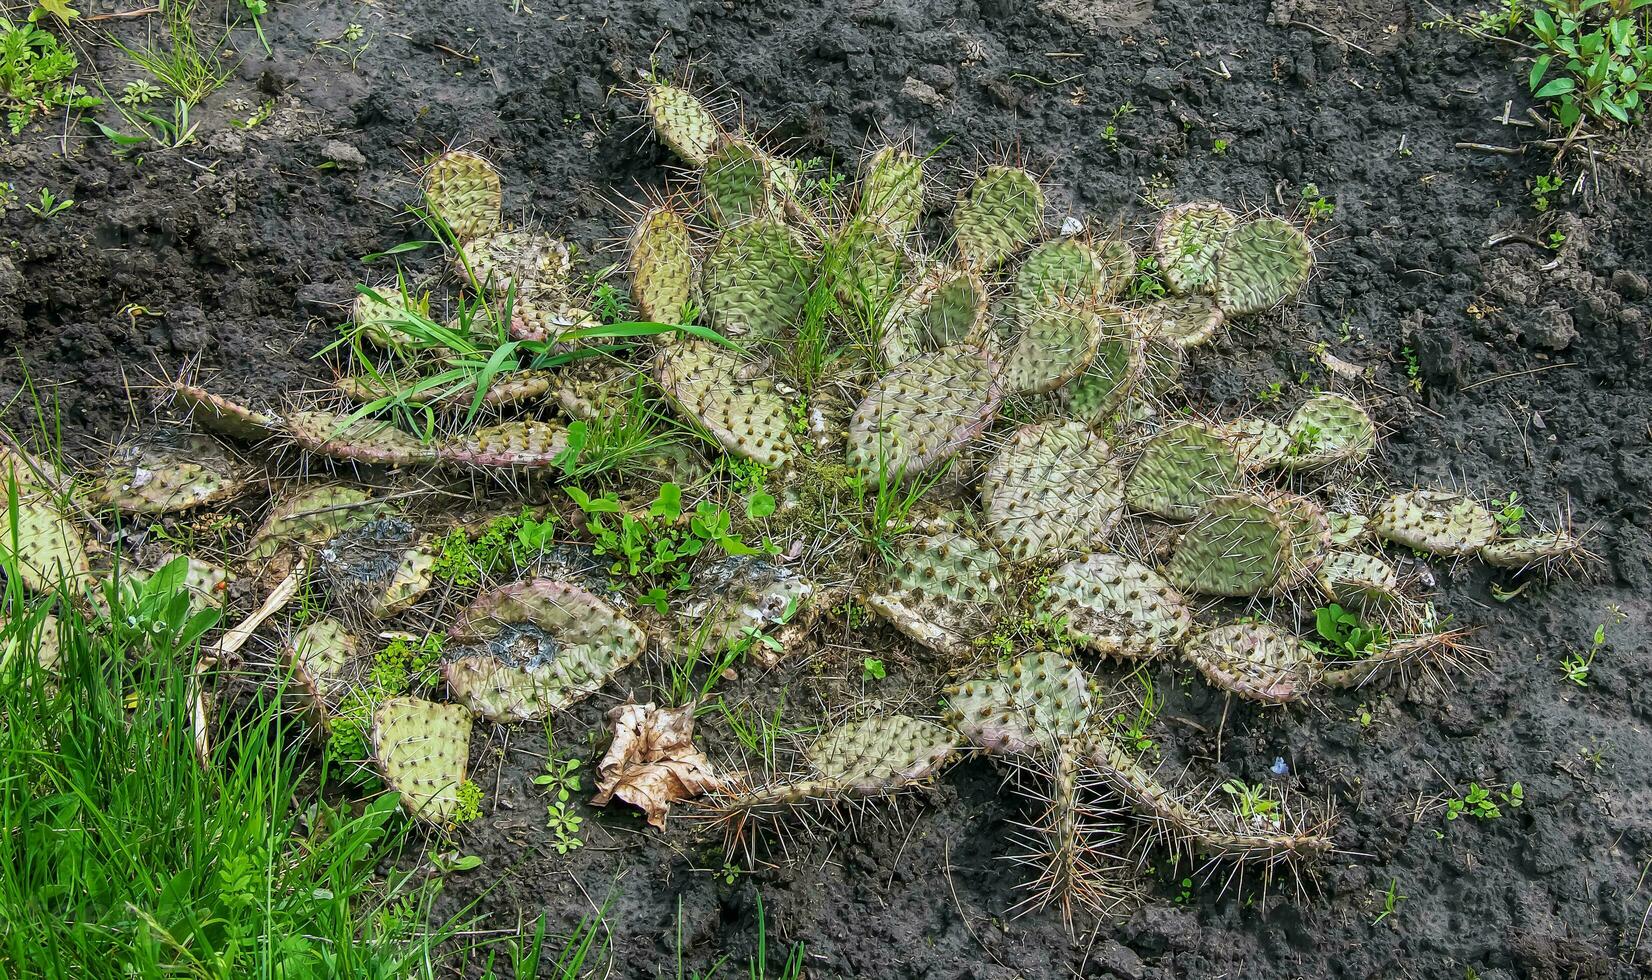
[1212,216,1313,316]
[0,493,91,593]
[1124,424,1242,521]
[1165,494,1293,597]
[351,284,430,348]
[1280,394,1375,471]
[952,165,1044,269]
[1040,553,1192,661]
[628,204,696,325]
[1214,417,1292,471]
[946,648,1097,755]
[286,617,356,706]
[677,557,814,658]
[1478,530,1584,570]
[646,82,720,166]
[1125,294,1224,349]
[1315,550,1399,605]
[554,359,645,422]
[1058,320,1141,427]
[89,435,247,514]
[1002,304,1104,396]
[288,411,439,468]
[701,139,777,226]
[806,713,959,794]
[1181,623,1316,704]
[863,530,1003,657]
[847,345,1001,481]
[509,292,598,343]
[1012,239,1132,311]
[445,578,647,722]
[457,229,572,297]
[1274,493,1332,589]
[878,268,987,366]
[657,341,794,467]
[1370,490,1498,557]
[439,421,571,470]
[856,147,925,236]
[832,219,910,321]
[702,218,812,341]
[371,697,473,824]
[1153,201,1238,295]
[170,383,282,443]
[248,485,386,561]
[1327,508,1370,546]
[980,421,1124,562]
[423,150,502,242]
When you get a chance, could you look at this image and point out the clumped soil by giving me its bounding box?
[4,1,1651,978]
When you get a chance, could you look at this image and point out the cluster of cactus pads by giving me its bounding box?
[0,80,1595,920]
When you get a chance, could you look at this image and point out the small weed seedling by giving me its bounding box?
[1445,781,1523,821]
[452,780,484,824]
[1112,668,1161,753]
[24,187,72,220]
[1256,380,1285,403]
[120,79,163,106]
[1527,1,1652,130]
[1101,101,1136,151]
[1221,780,1281,825]
[533,755,582,804]
[1400,345,1424,393]
[545,800,584,854]
[0,16,101,134]
[1560,606,1625,685]
[1300,183,1335,220]
[1547,230,1567,250]
[1126,256,1169,301]
[861,657,886,681]
[1371,878,1406,926]
[1491,491,1525,535]
[1211,138,1231,155]
[1311,603,1389,660]
[1532,173,1562,212]
[427,849,483,874]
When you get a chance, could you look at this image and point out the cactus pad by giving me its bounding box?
[1002,304,1104,396]
[1126,294,1224,349]
[371,697,473,824]
[878,268,987,365]
[1275,494,1332,588]
[440,421,571,469]
[1013,239,1132,311]
[1040,553,1192,661]
[249,485,386,560]
[1327,509,1370,547]
[628,204,696,325]
[1478,530,1584,570]
[701,139,777,226]
[287,617,356,703]
[1370,490,1498,557]
[1058,322,1141,427]
[702,218,812,341]
[863,530,1003,656]
[1315,550,1399,605]
[423,150,502,241]
[856,147,925,236]
[445,578,647,722]
[170,383,282,443]
[946,648,1096,755]
[847,345,1001,481]
[1,494,91,593]
[1182,623,1316,704]
[1215,417,1292,471]
[645,83,720,166]
[1153,202,1238,295]
[980,421,1124,561]
[657,342,794,467]
[457,230,572,296]
[351,285,429,348]
[553,359,646,422]
[1165,493,1293,597]
[288,411,439,468]
[678,557,814,657]
[833,219,909,321]
[1213,217,1313,316]
[806,714,958,794]
[952,165,1044,269]
[90,435,247,514]
[1124,424,1242,520]
[1280,394,1375,471]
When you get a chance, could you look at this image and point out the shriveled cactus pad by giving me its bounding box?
[440,421,570,470]
[1280,394,1375,471]
[170,383,282,443]
[458,229,572,296]
[1478,530,1585,570]
[1154,201,1238,295]
[90,434,248,514]
[657,341,793,467]
[1182,623,1316,704]
[249,485,387,560]
[1315,550,1400,605]
[287,411,438,468]
[952,165,1044,269]
[1370,490,1498,557]
[1040,554,1192,661]
[847,345,1001,480]
[1126,294,1224,349]
[678,557,814,656]
[980,421,1123,562]
[371,697,473,824]
[445,578,646,722]
[423,150,502,241]
[863,530,1002,656]
[1166,494,1293,597]
[1124,424,1242,521]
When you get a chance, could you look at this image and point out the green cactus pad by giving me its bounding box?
[832,219,909,321]
[1275,494,1332,589]
[1124,423,1242,521]
[1212,216,1313,316]
[170,383,282,443]
[1327,509,1370,546]
[439,421,571,469]
[1478,530,1584,570]
[1165,493,1293,597]
[553,359,645,422]
[457,229,572,297]
[847,345,1001,481]
[657,341,794,467]
[371,697,473,824]
[1182,623,1316,704]
[877,268,987,366]
[952,165,1044,269]
[1126,294,1224,349]
[1002,304,1104,396]
[1057,317,1142,427]
[1040,553,1193,661]
[248,485,386,561]
[1280,393,1375,471]
[856,147,925,236]
[1153,201,1238,295]
[90,435,248,514]
[946,648,1095,755]
[1370,490,1498,557]
[351,284,430,348]
[509,292,598,343]
[645,83,720,167]
[287,617,356,706]
[446,578,647,722]
[628,204,696,325]
[1315,550,1399,605]
[1012,239,1132,311]
[288,411,439,468]
[701,139,777,226]
[806,714,958,793]
[980,421,1124,561]
[701,218,812,342]
[1214,417,1292,471]
[863,530,1003,656]
[422,150,502,242]
[0,494,91,593]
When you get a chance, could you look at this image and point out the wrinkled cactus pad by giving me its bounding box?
[1478,530,1585,570]
[1370,490,1498,557]
[1153,201,1238,295]
[806,713,958,794]
[701,138,778,226]
[856,146,925,236]
[90,434,248,514]
[1058,318,1142,427]
[371,697,474,824]
[1124,423,1242,521]
[1315,550,1400,605]
[657,341,794,467]
[946,648,1096,755]
[170,383,282,443]
[702,218,812,341]
[1126,294,1224,349]
[288,411,439,468]
[878,267,987,366]
[423,149,502,242]
[628,204,696,325]
[1280,394,1375,471]
[1182,623,1316,704]
[1040,553,1192,661]
[457,229,572,297]
[249,485,387,560]
[847,344,1001,481]
[863,530,1003,657]
[1213,216,1313,316]
[1165,493,1293,597]
[952,165,1044,269]
[440,421,571,470]
[980,421,1124,562]
[678,557,814,657]
[646,82,720,167]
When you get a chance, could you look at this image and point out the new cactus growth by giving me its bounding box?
[856,147,925,236]
[846,344,1001,481]
[1212,216,1313,316]
[445,578,646,722]
[645,82,720,166]
[701,218,812,341]
[657,341,794,467]
[1040,553,1192,661]
[1280,394,1375,471]
[1124,424,1242,521]
[863,530,1003,656]
[1182,622,1316,704]
[980,421,1124,562]
[422,150,502,242]
[1002,304,1105,396]
[1165,493,1293,597]
[1153,201,1238,295]
[1058,323,1142,427]
[1370,490,1498,557]
[440,421,571,469]
[877,268,987,366]
[628,204,696,325]
[371,697,473,824]
[952,165,1045,269]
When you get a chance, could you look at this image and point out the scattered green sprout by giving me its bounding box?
[119,79,162,106]
[1491,491,1526,535]
[1547,229,1567,250]
[1560,606,1625,685]
[1112,668,1160,753]
[1211,137,1230,155]
[1532,173,1562,212]
[1445,781,1523,820]
[861,657,886,681]
[1101,101,1135,151]
[369,634,443,694]
[1400,345,1423,393]
[0,15,101,134]
[427,849,483,874]
[453,780,484,824]
[1371,878,1407,926]
[24,186,71,219]
[1311,603,1389,660]
[431,507,559,589]
[1125,256,1168,300]
[545,800,584,854]
[1256,380,1285,403]
[113,0,233,108]
[1299,183,1335,220]
[1220,780,1281,825]
[533,755,582,804]
[1527,0,1652,130]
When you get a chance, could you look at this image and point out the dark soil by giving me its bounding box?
[4,1,1651,977]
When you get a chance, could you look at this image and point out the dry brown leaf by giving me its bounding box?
[591,701,726,829]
